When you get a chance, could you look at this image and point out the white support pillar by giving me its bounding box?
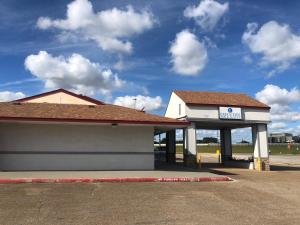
[252,124,270,171]
[166,130,176,163]
[184,122,197,166]
[220,128,232,162]
[252,125,258,157]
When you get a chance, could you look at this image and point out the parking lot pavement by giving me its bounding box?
[232,154,300,165]
[0,168,300,225]
[270,155,300,165]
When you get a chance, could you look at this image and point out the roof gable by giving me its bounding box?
[16,89,104,105]
[174,91,270,109]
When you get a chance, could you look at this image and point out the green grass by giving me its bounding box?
[175,144,300,155]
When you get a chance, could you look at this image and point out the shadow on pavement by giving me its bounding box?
[155,160,238,175]
[207,169,238,176]
[270,165,300,171]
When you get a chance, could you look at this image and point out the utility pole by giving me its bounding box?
[133,98,137,109]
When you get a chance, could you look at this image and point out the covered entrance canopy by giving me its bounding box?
[165,91,271,171]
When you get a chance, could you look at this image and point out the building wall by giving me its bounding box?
[0,123,154,170]
[186,105,219,119]
[243,108,270,122]
[268,133,293,143]
[23,92,97,105]
[165,93,186,118]
[185,105,270,122]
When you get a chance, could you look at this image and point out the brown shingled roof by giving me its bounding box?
[174,91,270,109]
[0,102,188,126]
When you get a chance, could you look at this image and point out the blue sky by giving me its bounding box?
[1,0,300,141]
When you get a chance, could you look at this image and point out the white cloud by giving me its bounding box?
[269,122,287,130]
[177,128,253,143]
[243,55,253,64]
[169,30,208,76]
[294,126,300,135]
[113,58,125,71]
[255,84,300,106]
[176,129,183,140]
[0,78,38,88]
[197,130,219,139]
[268,123,300,135]
[0,91,25,102]
[37,0,156,54]
[231,128,252,143]
[271,112,300,122]
[184,0,229,31]
[278,125,300,135]
[114,95,162,112]
[242,21,300,76]
[24,51,125,98]
[256,84,300,122]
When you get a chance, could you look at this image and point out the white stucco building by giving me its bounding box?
[0,89,187,171]
[165,91,271,170]
[0,89,271,171]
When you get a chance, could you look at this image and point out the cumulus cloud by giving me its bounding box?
[24,51,125,97]
[293,126,300,135]
[36,0,156,54]
[242,21,300,76]
[184,0,229,31]
[231,128,252,143]
[269,122,287,130]
[0,91,25,102]
[270,112,300,122]
[169,30,208,76]
[176,128,252,143]
[274,125,300,135]
[114,95,162,112]
[197,129,219,139]
[243,55,253,64]
[255,84,300,106]
[256,84,300,122]
[268,122,300,135]
[175,129,219,141]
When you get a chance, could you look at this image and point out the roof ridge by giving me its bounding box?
[174,90,246,95]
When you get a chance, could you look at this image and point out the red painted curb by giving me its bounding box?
[0,177,232,184]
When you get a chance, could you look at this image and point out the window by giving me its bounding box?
[179,104,181,116]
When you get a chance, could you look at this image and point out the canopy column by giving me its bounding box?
[220,128,232,162]
[166,130,176,163]
[184,122,197,166]
[252,124,270,171]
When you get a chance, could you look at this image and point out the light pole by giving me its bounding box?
[133,98,137,109]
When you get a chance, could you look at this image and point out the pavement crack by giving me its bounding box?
[35,188,46,223]
[90,184,101,197]
[37,197,44,214]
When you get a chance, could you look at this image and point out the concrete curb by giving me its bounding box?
[0,176,232,184]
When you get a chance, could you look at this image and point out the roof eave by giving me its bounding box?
[0,117,189,127]
[185,103,271,110]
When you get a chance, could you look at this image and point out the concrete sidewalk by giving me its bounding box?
[0,170,232,183]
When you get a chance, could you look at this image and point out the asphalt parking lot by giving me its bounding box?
[0,166,300,225]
